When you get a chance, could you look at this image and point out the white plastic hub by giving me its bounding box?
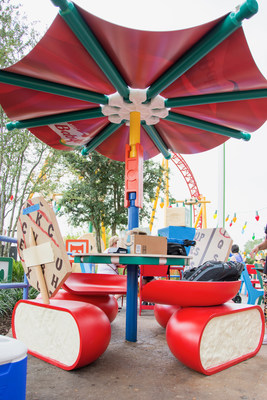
[101,88,169,125]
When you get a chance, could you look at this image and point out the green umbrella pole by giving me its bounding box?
[142,123,171,159]
[0,70,108,104]
[165,111,251,141]
[6,107,104,131]
[165,88,267,108]
[51,0,130,101]
[146,0,258,101]
[81,122,124,156]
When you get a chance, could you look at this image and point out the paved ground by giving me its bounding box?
[12,295,267,400]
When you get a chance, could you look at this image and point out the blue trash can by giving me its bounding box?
[0,335,27,400]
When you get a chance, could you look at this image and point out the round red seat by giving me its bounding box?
[51,290,118,322]
[154,304,181,328]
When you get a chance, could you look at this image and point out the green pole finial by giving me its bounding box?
[50,0,69,11]
[146,0,258,101]
[51,1,130,101]
[6,107,104,131]
[231,0,258,25]
[165,111,251,141]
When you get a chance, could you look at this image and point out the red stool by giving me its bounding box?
[50,290,118,322]
[154,304,181,328]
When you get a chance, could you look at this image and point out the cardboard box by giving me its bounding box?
[128,234,167,255]
[164,207,190,227]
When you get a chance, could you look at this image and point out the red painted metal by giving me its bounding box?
[124,143,144,208]
[170,152,202,227]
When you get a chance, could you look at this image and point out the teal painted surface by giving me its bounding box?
[142,123,171,159]
[74,254,188,266]
[165,89,267,108]
[146,0,258,100]
[0,70,108,104]
[81,122,124,155]
[6,108,104,131]
[55,1,130,100]
[165,111,251,141]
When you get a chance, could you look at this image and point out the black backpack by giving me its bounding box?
[167,239,196,256]
[183,260,244,281]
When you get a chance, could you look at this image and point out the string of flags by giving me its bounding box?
[213,209,261,239]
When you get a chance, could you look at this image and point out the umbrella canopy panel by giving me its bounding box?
[0,0,267,161]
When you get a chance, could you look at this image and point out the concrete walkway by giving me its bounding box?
[20,299,267,400]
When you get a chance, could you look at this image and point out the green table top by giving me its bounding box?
[74,253,191,266]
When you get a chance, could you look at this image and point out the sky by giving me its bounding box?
[13,0,267,251]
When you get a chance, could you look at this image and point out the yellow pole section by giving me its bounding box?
[203,196,207,228]
[149,158,165,232]
[101,222,106,249]
[129,111,141,157]
[194,204,203,228]
[163,159,169,226]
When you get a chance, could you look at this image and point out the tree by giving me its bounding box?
[244,237,265,263]
[0,0,39,68]
[0,1,60,255]
[58,151,166,251]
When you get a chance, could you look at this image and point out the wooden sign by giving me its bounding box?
[188,228,233,268]
[17,197,71,301]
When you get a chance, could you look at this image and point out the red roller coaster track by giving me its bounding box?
[171,153,202,228]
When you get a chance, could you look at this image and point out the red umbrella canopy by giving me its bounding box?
[0,0,266,161]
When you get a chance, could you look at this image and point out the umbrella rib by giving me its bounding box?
[165,89,267,108]
[0,70,108,105]
[52,0,130,101]
[6,108,104,131]
[165,111,251,141]
[81,122,124,156]
[146,0,258,101]
[141,123,171,159]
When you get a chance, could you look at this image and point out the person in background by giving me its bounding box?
[97,235,121,275]
[250,224,267,345]
[260,258,266,268]
[97,235,123,305]
[230,244,244,262]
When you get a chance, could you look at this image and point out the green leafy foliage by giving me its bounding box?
[58,151,165,251]
[0,287,38,317]
[244,237,266,263]
[0,2,63,255]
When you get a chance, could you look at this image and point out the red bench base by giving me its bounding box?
[12,299,111,370]
[166,303,264,375]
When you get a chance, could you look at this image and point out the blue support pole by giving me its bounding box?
[126,192,139,342]
[23,274,29,299]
